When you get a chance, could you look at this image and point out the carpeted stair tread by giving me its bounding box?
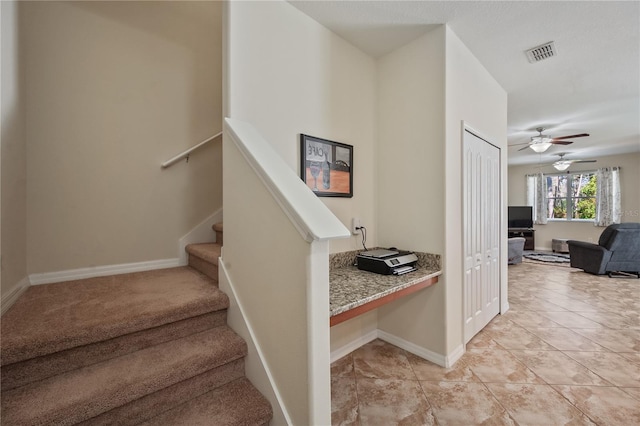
[1,311,228,391]
[76,359,245,426]
[1,267,228,365]
[139,377,272,426]
[0,327,247,426]
[212,222,223,233]
[186,243,222,266]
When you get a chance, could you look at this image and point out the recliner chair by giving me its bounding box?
[567,223,640,276]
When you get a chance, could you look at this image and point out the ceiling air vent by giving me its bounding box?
[525,41,557,63]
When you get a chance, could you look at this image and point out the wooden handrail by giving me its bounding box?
[161,131,222,169]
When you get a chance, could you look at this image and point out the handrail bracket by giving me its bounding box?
[161,131,222,169]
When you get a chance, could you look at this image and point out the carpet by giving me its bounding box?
[523,251,570,264]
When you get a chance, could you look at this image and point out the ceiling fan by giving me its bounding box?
[552,153,597,171]
[512,127,590,153]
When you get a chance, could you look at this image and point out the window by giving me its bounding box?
[545,172,597,220]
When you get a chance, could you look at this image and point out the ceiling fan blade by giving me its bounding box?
[575,160,597,163]
[552,133,589,141]
[518,145,531,151]
[550,141,573,145]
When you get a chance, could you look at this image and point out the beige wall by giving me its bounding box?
[226,1,507,365]
[376,28,448,354]
[508,152,640,250]
[22,1,223,274]
[226,0,377,254]
[376,28,446,253]
[360,23,508,360]
[1,1,28,300]
[376,26,508,357]
[222,137,311,426]
[225,2,379,420]
[443,27,508,353]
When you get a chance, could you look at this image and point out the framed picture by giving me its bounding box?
[300,134,353,198]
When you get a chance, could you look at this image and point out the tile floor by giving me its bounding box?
[331,261,640,425]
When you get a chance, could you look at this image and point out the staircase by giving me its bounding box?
[0,223,273,425]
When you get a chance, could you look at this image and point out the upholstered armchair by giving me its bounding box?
[567,223,640,275]
[508,237,526,265]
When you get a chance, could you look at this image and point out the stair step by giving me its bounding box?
[2,311,228,391]
[213,222,223,246]
[0,327,247,426]
[186,243,221,265]
[1,267,227,366]
[186,243,222,281]
[79,359,245,426]
[139,377,273,426]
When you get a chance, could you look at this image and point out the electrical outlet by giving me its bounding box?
[351,218,361,235]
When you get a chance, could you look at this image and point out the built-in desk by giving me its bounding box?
[329,250,442,327]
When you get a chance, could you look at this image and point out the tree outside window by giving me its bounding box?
[545,172,597,220]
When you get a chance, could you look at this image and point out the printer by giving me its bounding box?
[356,249,418,275]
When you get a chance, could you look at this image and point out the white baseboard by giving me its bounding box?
[330,328,465,368]
[1,277,30,315]
[445,343,466,367]
[378,330,451,367]
[28,208,223,285]
[178,207,223,265]
[330,329,378,363]
[501,301,510,314]
[29,258,182,286]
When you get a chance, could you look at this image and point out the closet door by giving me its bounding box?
[463,130,500,343]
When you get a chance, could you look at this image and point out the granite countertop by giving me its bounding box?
[329,249,442,317]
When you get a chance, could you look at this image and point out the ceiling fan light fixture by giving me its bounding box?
[530,142,552,153]
[531,134,552,144]
[553,160,572,171]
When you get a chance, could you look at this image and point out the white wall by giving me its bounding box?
[226,0,377,254]
[22,1,223,274]
[222,137,313,426]
[508,152,640,250]
[1,0,28,307]
[443,27,508,354]
[225,1,379,422]
[375,26,508,359]
[227,0,506,374]
[376,27,448,354]
[376,28,446,253]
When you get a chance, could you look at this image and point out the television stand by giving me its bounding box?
[508,228,535,251]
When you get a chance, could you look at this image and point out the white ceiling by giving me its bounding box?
[290,0,640,166]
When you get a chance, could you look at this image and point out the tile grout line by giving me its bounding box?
[402,346,441,424]
[501,344,607,425]
[349,354,362,425]
[509,318,613,424]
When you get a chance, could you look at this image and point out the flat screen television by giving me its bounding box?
[508,206,533,229]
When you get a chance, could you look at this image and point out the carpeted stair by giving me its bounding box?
[185,222,223,282]
[1,222,273,425]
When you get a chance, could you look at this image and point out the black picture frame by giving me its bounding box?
[300,134,353,198]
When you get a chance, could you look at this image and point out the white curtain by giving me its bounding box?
[526,173,547,225]
[595,167,621,227]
